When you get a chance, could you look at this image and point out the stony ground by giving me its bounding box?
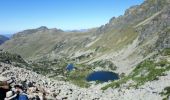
[1,62,170,100]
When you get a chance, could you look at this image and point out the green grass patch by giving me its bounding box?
[0,52,28,67]
[102,59,170,90]
[88,26,138,53]
[67,67,92,88]
[162,48,170,56]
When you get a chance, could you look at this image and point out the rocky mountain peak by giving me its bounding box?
[37,26,49,31]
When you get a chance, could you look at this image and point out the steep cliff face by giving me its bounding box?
[99,0,170,93]
[70,0,170,79]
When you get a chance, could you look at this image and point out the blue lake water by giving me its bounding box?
[86,71,119,82]
[66,63,74,71]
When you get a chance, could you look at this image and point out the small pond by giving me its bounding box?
[86,71,119,82]
[66,63,74,71]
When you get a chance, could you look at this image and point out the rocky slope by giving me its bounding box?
[1,0,169,64]
[82,0,170,77]
[0,26,97,60]
[0,51,170,100]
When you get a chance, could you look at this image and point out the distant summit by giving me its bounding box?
[37,26,49,31]
[12,26,63,38]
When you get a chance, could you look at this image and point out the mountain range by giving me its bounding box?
[0,0,170,99]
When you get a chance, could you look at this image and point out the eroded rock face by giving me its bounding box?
[156,30,170,49]
[137,8,170,44]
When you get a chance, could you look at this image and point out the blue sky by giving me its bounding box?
[0,0,144,34]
